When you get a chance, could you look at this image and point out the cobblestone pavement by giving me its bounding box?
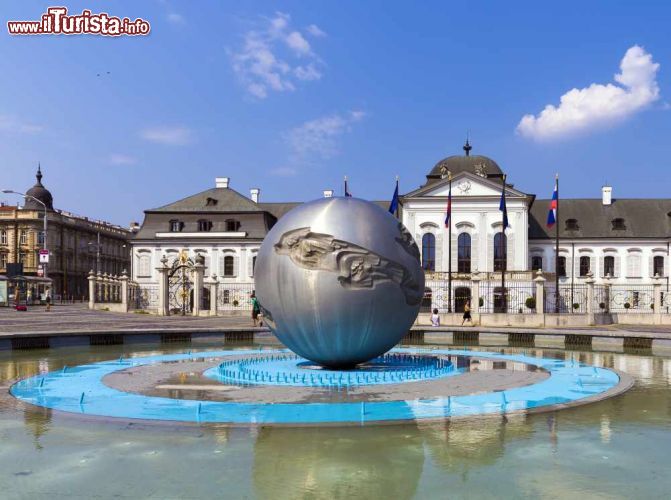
[0,303,258,335]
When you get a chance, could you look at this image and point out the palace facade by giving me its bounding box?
[130,143,671,312]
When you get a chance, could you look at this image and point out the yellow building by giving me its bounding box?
[0,167,132,300]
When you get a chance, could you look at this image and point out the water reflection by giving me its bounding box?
[252,425,424,500]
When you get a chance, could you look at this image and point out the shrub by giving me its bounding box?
[479,297,484,307]
[624,302,631,309]
[525,297,536,310]
[233,299,240,307]
[134,309,150,314]
[572,303,580,310]
[599,302,606,310]
[650,303,655,309]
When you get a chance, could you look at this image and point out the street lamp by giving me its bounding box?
[88,232,101,274]
[1,189,48,281]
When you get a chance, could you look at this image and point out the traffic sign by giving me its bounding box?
[39,249,49,264]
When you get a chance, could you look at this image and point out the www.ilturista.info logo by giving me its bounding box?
[7,7,151,36]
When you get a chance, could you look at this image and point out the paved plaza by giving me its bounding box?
[0,304,260,337]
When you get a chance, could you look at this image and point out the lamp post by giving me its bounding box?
[1,189,48,281]
[88,232,101,274]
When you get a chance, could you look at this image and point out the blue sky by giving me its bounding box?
[1,0,670,225]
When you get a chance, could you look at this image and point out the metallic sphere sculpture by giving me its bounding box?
[255,197,424,368]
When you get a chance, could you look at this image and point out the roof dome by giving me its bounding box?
[426,141,503,184]
[24,165,54,211]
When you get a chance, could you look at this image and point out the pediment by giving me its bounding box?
[404,171,527,199]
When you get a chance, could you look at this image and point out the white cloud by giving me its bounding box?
[166,13,185,25]
[108,154,138,166]
[269,166,297,176]
[517,45,660,141]
[285,31,311,55]
[0,115,43,134]
[140,126,194,146]
[230,12,324,99]
[306,24,326,38]
[285,110,366,160]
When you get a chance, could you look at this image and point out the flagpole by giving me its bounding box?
[501,174,506,313]
[344,175,347,196]
[448,172,452,314]
[555,173,560,313]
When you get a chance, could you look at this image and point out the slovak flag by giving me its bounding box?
[444,184,452,227]
[547,180,558,227]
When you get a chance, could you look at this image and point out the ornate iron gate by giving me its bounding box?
[168,253,194,315]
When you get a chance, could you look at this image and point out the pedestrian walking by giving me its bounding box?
[462,300,472,325]
[250,291,261,326]
[431,308,440,327]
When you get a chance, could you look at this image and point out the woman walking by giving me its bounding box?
[462,300,472,325]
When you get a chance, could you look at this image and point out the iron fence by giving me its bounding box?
[480,281,537,314]
[217,283,256,311]
[609,285,655,313]
[132,284,160,310]
[544,284,588,314]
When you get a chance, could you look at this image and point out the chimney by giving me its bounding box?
[129,221,140,232]
[323,189,334,198]
[250,188,260,203]
[215,177,230,189]
[602,185,612,206]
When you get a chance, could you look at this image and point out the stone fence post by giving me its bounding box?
[192,253,205,316]
[157,255,170,316]
[119,271,129,313]
[208,274,219,316]
[585,272,596,326]
[653,273,662,325]
[87,270,96,309]
[471,271,481,325]
[534,270,546,316]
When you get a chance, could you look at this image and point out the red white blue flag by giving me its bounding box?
[444,184,452,227]
[547,180,558,227]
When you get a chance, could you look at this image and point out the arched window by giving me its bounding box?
[493,233,507,272]
[421,233,435,271]
[223,255,235,277]
[457,233,471,273]
[557,256,567,277]
[654,256,665,277]
[531,255,543,271]
[579,256,590,276]
[603,256,615,277]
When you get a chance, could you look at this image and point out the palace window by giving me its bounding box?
[0,253,7,268]
[223,255,235,277]
[493,233,507,272]
[0,230,6,245]
[557,256,567,277]
[37,231,45,246]
[197,219,213,232]
[205,197,218,207]
[531,255,543,271]
[137,254,151,277]
[19,230,27,245]
[627,254,641,277]
[421,233,435,272]
[252,256,257,276]
[612,218,626,230]
[565,219,579,230]
[169,220,184,232]
[457,233,471,273]
[18,251,26,264]
[654,256,665,277]
[579,256,590,276]
[604,256,615,277]
[225,219,240,232]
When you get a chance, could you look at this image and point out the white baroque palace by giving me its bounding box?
[130,142,671,316]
